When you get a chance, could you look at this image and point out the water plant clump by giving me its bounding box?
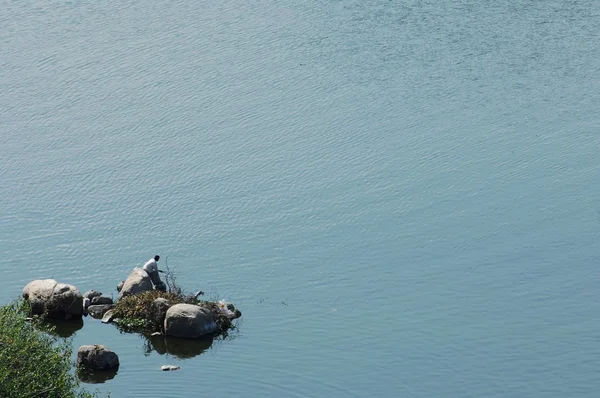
[112,291,195,321]
[112,290,193,332]
[111,290,240,336]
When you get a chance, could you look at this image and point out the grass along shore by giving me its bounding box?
[0,300,98,398]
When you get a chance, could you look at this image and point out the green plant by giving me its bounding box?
[113,291,196,322]
[0,300,97,398]
[111,290,237,335]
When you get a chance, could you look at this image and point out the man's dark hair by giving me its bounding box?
[154,255,160,261]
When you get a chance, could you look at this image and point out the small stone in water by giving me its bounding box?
[161,365,180,371]
[101,309,115,323]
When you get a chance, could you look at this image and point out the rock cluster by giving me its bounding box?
[82,290,114,318]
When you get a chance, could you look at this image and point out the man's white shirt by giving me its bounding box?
[143,258,158,273]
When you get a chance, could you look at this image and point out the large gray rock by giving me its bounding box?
[77,345,119,371]
[164,304,217,338]
[22,279,83,319]
[118,268,153,299]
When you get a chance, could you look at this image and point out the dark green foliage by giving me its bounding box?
[0,300,96,398]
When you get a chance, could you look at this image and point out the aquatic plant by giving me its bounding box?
[111,290,239,336]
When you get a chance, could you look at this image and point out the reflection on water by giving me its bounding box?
[36,317,84,338]
[144,334,214,359]
[77,367,119,384]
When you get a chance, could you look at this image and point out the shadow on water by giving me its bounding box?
[143,334,214,359]
[36,317,84,338]
[77,367,119,384]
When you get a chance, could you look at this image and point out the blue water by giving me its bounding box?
[1,0,600,396]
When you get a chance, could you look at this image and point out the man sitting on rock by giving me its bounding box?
[143,255,167,292]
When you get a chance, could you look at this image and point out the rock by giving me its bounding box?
[77,345,119,371]
[23,279,83,319]
[101,309,115,323]
[116,280,125,292]
[161,365,180,371]
[88,304,115,319]
[151,331,162,336]
[91,296,113,305]
[164,304,217,339]
[118,268,153,300]
[83,290,103,300]
[151,298,172,330]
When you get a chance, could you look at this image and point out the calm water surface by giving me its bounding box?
[2,0,600,396]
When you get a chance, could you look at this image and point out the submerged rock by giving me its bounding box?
[164,304,216,338]
[23,279,83,319]
[77,345,119,371]
[77,367,118,384]
[118,268,153,300]
[149,334,213,359]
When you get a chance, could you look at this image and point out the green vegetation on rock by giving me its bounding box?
[113,291,197,320]
[112,290,197,332]
[112,290,236,335]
